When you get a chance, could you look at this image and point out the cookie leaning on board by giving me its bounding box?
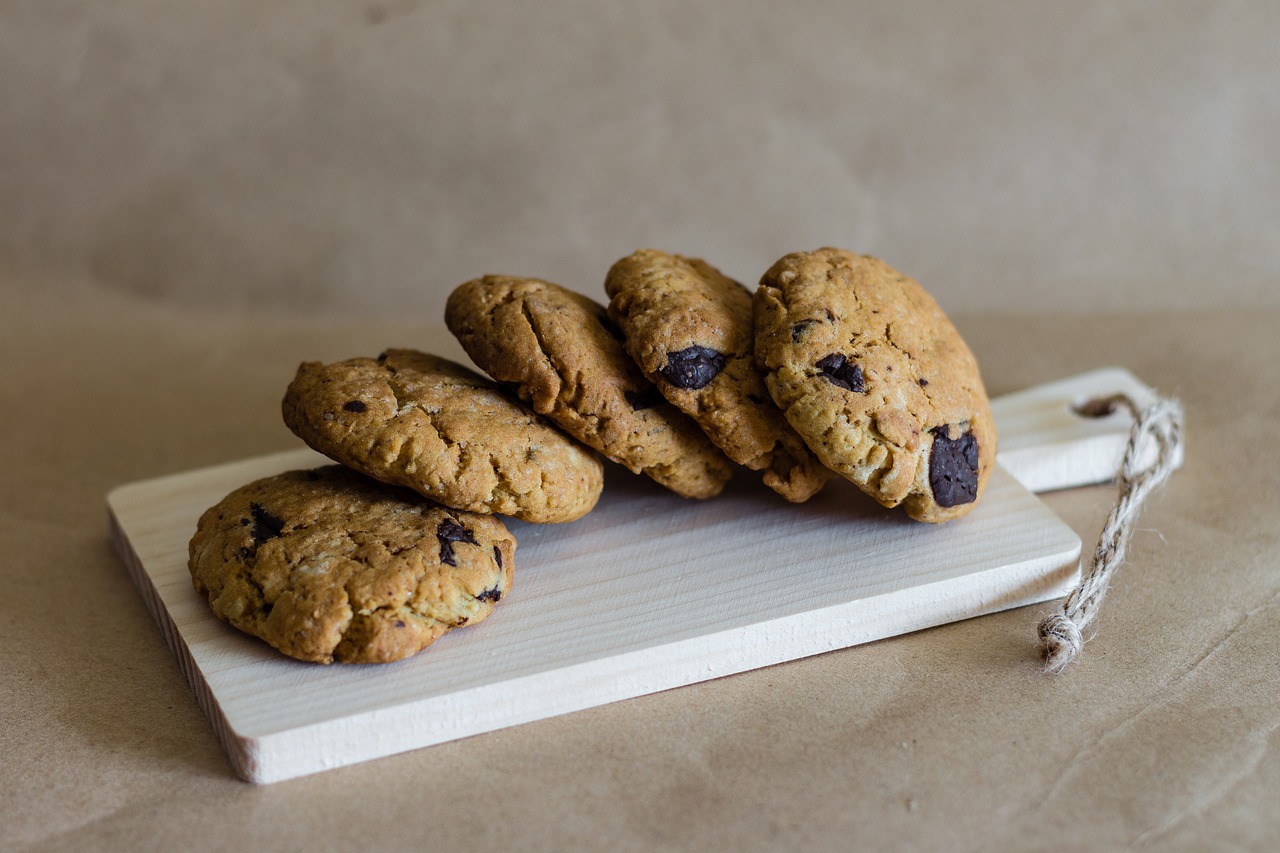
[603,249,830,503]
[440,248,994,521]
[753,247,996,523]
[444,275,735,500]
[282,348,604,524]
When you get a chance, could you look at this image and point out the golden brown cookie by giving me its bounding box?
[604,249,828,502]
[188,466,515,664]
[445,275,733,499]
[282,349,603,523]
[753,248,996,523]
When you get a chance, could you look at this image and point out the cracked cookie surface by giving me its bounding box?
[604,249,828,502]
[282,349,603,523]
[188,466,515,664]
[445,275,733,499]
[753,248,996,522]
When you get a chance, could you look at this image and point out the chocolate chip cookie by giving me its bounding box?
[282,349,603,523]
[753,248,996,522]
[445,275,733,499]
[604,249,828,502]
[188,466,515,664]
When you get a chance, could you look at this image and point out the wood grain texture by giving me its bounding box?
[110,460,1080,783]
[992,367,1184,492]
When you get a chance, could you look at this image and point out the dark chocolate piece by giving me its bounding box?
[815,354,865,392]
[791,319,818,342]
[240,502,286,561]
[343,400,367,413]
[249,502,285,544]
[476,585,503,603]
[659,345,727,390]
[928,427,979,507]
[436,518,478,566]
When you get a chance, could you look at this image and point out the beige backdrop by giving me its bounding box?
[4,1,1278,318]
[4,3,1280,851]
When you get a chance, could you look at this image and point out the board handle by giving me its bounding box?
[991,367,1184,493]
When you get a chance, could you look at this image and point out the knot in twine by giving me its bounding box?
[1037,393,1184,673]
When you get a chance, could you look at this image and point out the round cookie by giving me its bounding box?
[445,275,733,499]
[604,249,828,502]
[753,248,996,523]
[282,349,603,523]
[188,466,515,664]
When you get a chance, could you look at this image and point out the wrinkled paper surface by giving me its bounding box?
[3,2,1278,849]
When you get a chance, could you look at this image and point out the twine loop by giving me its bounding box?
[1037,393,1184,673]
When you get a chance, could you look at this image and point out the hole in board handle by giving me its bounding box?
[1071,395,1121,419]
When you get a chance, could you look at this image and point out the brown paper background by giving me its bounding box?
[3,2,1278,850]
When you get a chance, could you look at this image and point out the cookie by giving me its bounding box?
[753,248,996,523]
[282,349,603,523]
[604,249,828,502]
[188,466,515,664]
[445,275,733,499]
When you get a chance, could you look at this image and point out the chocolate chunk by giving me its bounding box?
[248,502,285,544]
[791,319,818,342]
[918,378,929,387]
[436,518,478,566]
[624,387,665,410]
[376,351,389,364]
[660,345,727,390]
[929,427,979,507]
[815,354,865,392]
[492,545,503,568]
[343,400,367,413]
[240,502,286,561]
[476,585,503,603]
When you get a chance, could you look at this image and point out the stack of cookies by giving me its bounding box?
[188,247,995,665]
[188,350,604,665]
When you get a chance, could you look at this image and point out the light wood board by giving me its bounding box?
[992,366,1185,492]
[108,368,1161,783]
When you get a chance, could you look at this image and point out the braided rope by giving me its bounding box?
[1038,394,1184,673]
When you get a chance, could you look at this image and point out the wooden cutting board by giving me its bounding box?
[108,368,1158,784]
